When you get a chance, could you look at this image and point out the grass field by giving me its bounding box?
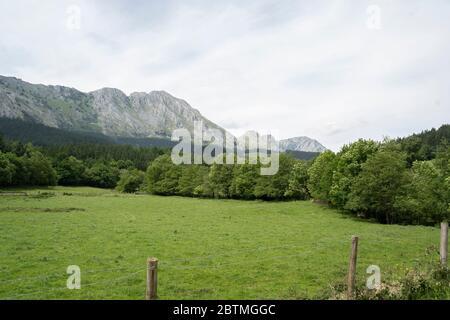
[0,187,441,299]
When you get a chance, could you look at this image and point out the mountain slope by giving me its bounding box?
[0,117,176,148]
[0,117,322,161]
[0,75,224,138]
[0,75,328,156]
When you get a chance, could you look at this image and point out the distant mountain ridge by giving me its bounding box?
[0,117,322,161]
[279,136,327,153]
[0,75,328,154]
[0,75,224,138]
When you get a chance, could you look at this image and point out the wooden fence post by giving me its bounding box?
[347,235,359,299]
[440,222,448,267]
[146,257,158,300]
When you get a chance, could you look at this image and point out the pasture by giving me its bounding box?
[0,187,440,299]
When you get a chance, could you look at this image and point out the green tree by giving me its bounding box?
[0,152,16,186]
[347,143,409,224]
[395,161,449,225]
[307,150,337,202]
[111,159,135,170]
[4,152,29,185]
[254,153,296,200]
[434,141,450,176]
[25,150,57,186]
[116,169,145,193]
[284,160,310,200]
[208,163,234,198]
[145,154,181,195]
[329,139,379,208]
[177,165,209,197]
[84,162,120,188]
[56,156,86,185]
[230,163,260,200]
[0,134,6,152]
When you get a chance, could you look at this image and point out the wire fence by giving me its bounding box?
[0,234,443,300]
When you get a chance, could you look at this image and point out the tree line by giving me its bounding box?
[0,136,165,188]
[1,124,450,226]
[0,134,311,199]
[307,138,450,225]
[144,153,309,200]
[143,125,450,225]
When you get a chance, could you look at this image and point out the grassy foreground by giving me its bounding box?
[0,187,441,299]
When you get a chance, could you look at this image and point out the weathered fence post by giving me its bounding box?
[146,257,158,300]
[347,235,359,299]
[440,221,448,267]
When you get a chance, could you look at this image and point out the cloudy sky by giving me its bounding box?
[0,0,449,150]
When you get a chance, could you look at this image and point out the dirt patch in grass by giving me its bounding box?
[29,192,56,199]
[0,192,28,196]
[0,207,86,213]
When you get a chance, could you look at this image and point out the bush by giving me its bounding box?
[56,156,86,186]
[116,169,145,193]
[325,248,450,300]
[84,163,120,188]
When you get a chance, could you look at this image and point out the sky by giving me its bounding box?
[0,0,449,151]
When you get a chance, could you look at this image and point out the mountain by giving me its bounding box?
[0,118,323,161]
[0,75,224,138]
[279,136,327,153]
[0,75,327,158]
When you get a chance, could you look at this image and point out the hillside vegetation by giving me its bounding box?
[1,124,450,226]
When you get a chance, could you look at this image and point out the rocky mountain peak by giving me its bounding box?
[279,136,327,152]
[0,75,225,139]
[0,75,327,152]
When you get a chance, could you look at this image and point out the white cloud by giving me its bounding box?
[0,0,449,150]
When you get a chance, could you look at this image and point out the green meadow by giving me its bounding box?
[0,187,441,299]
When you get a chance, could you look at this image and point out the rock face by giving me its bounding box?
[0,75,224,138]
[279,136,327,153]
[0,75,328,151]
[236,131,326,153]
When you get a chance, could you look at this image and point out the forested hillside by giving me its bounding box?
[398,124,450,165]
[0,117,320,161]
[0,117,176,148]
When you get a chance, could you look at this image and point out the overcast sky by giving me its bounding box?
[0,0,449,150]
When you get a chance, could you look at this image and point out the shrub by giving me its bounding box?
[325,248,450,300]
[116,169,145,193]
[84,163,120,188]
